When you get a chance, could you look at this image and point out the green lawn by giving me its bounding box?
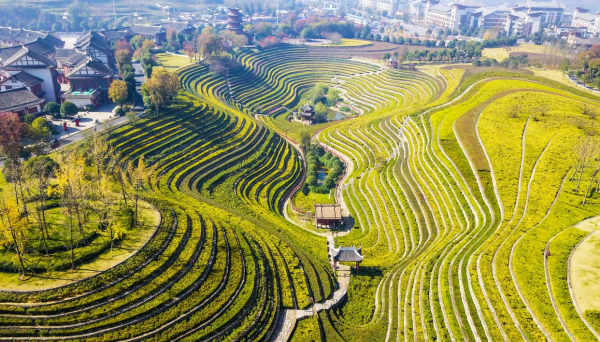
[154,53,196,72]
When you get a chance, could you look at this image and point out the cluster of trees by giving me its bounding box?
[132,37,158,79]
[297,84,341,123]
[0,113,152,277]
[572,45,600,91]
[0,1,109,32]
[110,40,138,109]
[304,147,344,194]
[141,68,179,114]
[473,54,529,69]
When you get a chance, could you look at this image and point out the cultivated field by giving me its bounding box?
[1,44,600,341]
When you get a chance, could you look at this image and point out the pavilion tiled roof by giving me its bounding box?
[330,246,363,262]
[131,24,165,36]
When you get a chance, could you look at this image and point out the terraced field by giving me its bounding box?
[2,44,600,341]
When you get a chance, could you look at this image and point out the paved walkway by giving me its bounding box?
[51,104,118,141]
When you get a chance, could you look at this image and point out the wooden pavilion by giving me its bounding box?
[314,204,342,228]
[330,245,363,275]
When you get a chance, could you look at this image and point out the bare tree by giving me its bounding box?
[572,137,596,192]
[509,103,521,118]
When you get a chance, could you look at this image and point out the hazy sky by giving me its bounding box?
[477,0,598,12]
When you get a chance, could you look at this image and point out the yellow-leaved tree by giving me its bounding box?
[0,194,28,278]
[126,155,155,226]
[53,152,87,271]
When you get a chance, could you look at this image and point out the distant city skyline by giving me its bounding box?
[475,0,597,12]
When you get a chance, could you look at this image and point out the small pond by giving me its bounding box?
[327,110,348,122]
[316,167,330,185]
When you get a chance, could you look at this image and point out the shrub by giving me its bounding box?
[84,104,96,112]
[60,101,78,117]
[43,102,60,116]
[114,106,125,116]
[23,114,35,125]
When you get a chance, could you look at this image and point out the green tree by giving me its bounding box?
[314,103,328,123]
[60,102,78,117]
[130,35,144,50]
[23,114,35,125]
[43,102,60,117]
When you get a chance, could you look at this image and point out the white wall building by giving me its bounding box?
[425,0,483,30]
[511,0,565,25]
[572,7,600,35]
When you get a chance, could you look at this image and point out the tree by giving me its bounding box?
[43,102,60,117]
[108,80,129,108]
[28,118,52,155]
[126,112,139,126]
[126,156,155,226]
[314,103,328,123]
[24,155,56,256]
[166,28,178,50]
[572,137,596,192]
[0,194,27,278]
[141,68,179,113]
[142,40,156,52]
[115,39,132,53]
[130,35,144,50]
[53,151,87,271]
[60,102,78,117]
[23,114,35,125]
[115,49,133,75]
[197,33,223,59]
[0,112,27,207]
[383,52,391,64]
[300,131,311,152]
[183,42,195,61]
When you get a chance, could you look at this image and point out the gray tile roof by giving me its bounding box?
[0,71,43,86]
[330,246,363,262]
[1,47,56,68]
[131,24,165,36]
[0,87,44,112]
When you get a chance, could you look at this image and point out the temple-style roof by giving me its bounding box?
[160,21,193,31]
[0,27,64,47]
[0,39,55,61]
[55,48,88,67]
[0,71,43,87]
[99,27,136,41]
[1,47,56,68]
[65,56,113,78]
[75,31,112,52]
[131,24,165,36]
[301,103,314,112]
[314,204,342,220]
[0,87,44,112]
[330,246,363,262]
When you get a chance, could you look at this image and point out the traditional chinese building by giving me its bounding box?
[0,87,45,116]
[60,56,113,107]
[227,5,244,35]
[298,103,315,125]
[74,32,114,67]
[330,245,364,275]
[131,25,167,45]
[314,204,343,228]
[0,45,60,102]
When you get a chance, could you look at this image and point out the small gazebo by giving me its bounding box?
[298,103,315,125]
[330,245,363,275]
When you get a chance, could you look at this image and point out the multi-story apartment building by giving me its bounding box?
[425,0,483,30]
[572,7,600,35]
